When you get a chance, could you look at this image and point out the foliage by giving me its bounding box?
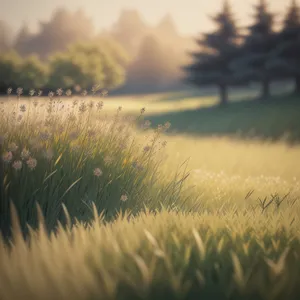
[229,0,277,99]
[183,0,241,105]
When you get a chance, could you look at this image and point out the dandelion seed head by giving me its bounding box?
[21,148,30,160]
[20,104,26,113]
[120,194,128,202]
[65,89,72,97]
[16,87,23,96]
[93,168,103,177]
[26,157,37,170]
[56,88,63,96]
[12,160,22,170]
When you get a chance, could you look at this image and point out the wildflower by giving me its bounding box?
[88,101,94,109]
[2,151,13,163]
[143,145,151,152]
[43,149,54,160]
[81,90,88,97]
[20,104,26,113]
[96,101,104,110]
[140,107,146,114]
[120,194,128,202]
[161,140,167,147]
[21,148,30,160]
[29,89,35,97]
[48,91,54,99]
[56,88,63,96]
[72,99,78,107]
[65,89,72,97]
[79,102,87,113]
[39,131,51,141]
[12,160,22,170]
[26,157,37,170]
[37,90,43,97]
[8,142,18,152]
[16,87,23,96]
[143,120,151,129]
[7,87,12,95]
[164,122,171,130]
[93,168,103,177]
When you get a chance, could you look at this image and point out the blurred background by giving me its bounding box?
[0,0,296,96]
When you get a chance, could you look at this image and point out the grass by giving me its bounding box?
[0,87,300,300]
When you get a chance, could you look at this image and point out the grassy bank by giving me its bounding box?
[0,89,300,299]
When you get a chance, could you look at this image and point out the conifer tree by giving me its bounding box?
[183,0,241,106]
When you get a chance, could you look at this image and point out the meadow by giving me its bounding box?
[0,86,300,300]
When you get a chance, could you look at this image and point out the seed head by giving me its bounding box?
[96,101,104,110]
[26,157,37,170]
[140,107,146,115]
[65,89,72,97]
[120,194,128,202]
[7,87,12,95]
[56,88,63,96]
[93,168,103,177]
[37,90,43,97]
[20,104,26,113]
[16,87,23,96]
[21,148,31,160]
[12,160,22,170]
[29,89,35,97]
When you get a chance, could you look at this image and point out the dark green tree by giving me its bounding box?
[183,0,241,105]
[230,0,276,100]
[268,0,300,94]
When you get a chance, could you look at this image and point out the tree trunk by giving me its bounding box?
[219,84,228,106]
[260,79,270,100]
[294,76,300,94]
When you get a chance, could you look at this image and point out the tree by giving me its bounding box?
[47,42,126,90]
[18,55,48,90]
[14,8,95,60]
[0,20,12,54]
[183,0,241,105]
[230,0,276,100]
[0,51,22,92]
[268,0,300,94]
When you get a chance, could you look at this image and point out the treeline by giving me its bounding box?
[0,38,129,93]
[184,0,300,105]
[0,8,192,94]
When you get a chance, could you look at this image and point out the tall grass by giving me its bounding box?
[0,88,300,300]
[0,90,194,238]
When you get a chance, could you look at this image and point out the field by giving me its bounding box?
[0,87,300,300]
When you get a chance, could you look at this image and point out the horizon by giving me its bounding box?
[0,0,290,37]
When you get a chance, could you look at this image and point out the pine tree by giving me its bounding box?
[270,0,300,94]
[230,0,276,100]
[183,0,241,105]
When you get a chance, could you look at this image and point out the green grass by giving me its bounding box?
[0,88,300,300]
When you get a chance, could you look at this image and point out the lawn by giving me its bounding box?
[0,87,300,300]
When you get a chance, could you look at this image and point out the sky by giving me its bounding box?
[0,0,288,36]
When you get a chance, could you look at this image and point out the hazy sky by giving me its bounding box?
[0,0,287,36]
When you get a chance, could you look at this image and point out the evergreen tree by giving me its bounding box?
[269,0,300,94]
[230,0,276,100]
[183,0,241,106]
